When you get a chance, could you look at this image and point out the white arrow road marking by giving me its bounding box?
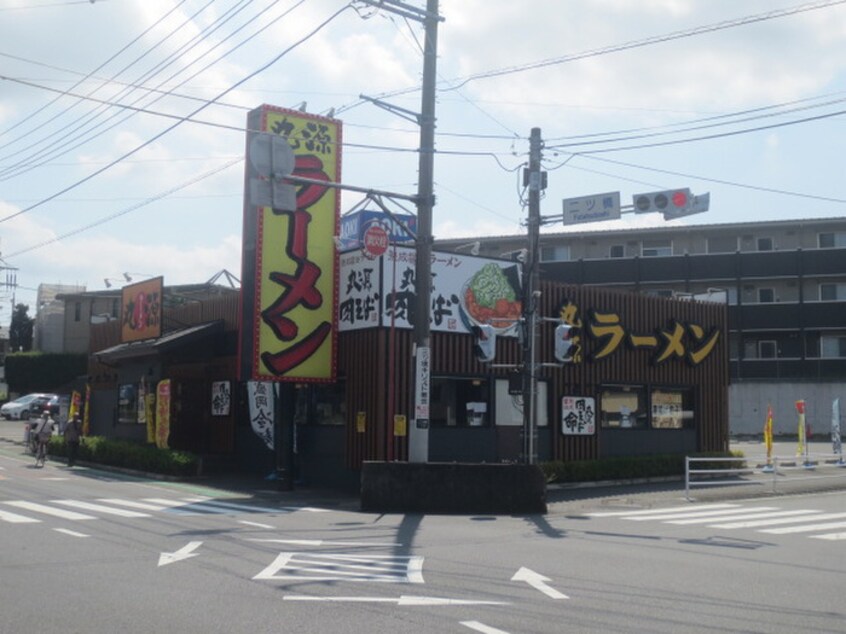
[511,567,569,599]
[461,621,511,634]
[54,528,89,538]
[158,541,203,567]
[282,596,508,606]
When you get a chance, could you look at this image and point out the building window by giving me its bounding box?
[118,384,138,424]
[821,335,846,358]
[111,298,119,318]
[430,377,491,427]
[758,288,775,303]
[74,302,82,322]
[819,232,846,248]
[651,389,693,429]
[759,340,777,359]
[820,283,846,301]
[641,239,672,257]
[707,235,738,253]
[540,245,570,262]
[313,382,346,425]
[609,244,625,258]
[757,237,774,251]
[599,385,647,429]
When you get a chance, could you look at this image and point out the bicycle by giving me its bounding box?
[34,437,48,468]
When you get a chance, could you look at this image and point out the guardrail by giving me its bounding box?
[686,453,846,501]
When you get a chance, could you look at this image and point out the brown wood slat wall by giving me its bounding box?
[537,281,729,462]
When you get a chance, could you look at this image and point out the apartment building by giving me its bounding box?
[436,216,846,436]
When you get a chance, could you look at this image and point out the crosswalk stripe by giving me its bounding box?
[811,532,846,541]
[760,521,846,535]
[711,511,846,529]
[97,498,171,511]
[625,506,778,522]
[182,499,295,514]
[0,508,40,523]
[586,503,737,517]
[4,501,95,520]
[54,500,150,518]
[668,509,815,525]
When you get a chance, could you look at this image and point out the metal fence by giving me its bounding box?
[685,453,846,501]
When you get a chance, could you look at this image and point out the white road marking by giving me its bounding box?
[626,507,778,522]
[254,553,424,583]
[54,500,150,518]
[761,521,846,535]
[711,511,846,529]
[282,596,508,606]
[586,504,738,517]
[98,498,172,511]
[668,509,809,525]
[247,538,402,547]
[811,532,846,540]
[158,541,203,566]
[239,520,275,529]
[182,499,293,514]
[54,528,89,538]
[0,508,40,523]
[461,621,512,634]
[4,501,95,520]
[511,567,568,599]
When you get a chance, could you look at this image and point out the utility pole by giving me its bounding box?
[522,128,544,464]
[409,0,440,462]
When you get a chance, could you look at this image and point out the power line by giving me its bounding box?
[0,2,351,224]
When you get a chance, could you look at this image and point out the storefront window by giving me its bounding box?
[599,385,647,428]
[118,383,138,424]
[431,377,491,427]
[651,389,693,429]
[313,382,346,425]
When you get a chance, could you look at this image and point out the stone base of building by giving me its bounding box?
[360,461,547,514]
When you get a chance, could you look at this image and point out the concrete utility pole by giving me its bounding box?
[358,0,442,462]
[522,127,544,464]
[409,0,440,462]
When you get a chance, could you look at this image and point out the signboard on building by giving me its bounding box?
[338,209,417,252]
[561,396,596,435]
[120,276,163,343]
[338,247,523,336]
[239,104,341,382]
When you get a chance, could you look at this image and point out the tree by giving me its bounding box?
[9,303,33,352]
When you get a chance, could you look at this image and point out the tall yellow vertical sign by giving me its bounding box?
[239,105,341,383]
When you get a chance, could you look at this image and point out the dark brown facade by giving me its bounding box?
[84,279,728,490]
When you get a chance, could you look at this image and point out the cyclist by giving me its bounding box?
[32,410,55,467]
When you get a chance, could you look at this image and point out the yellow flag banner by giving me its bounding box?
[82,385,91,436]
[155,380,171,449]
[68,391,82,426]
[764,404,773,464]
[145,393,157,444]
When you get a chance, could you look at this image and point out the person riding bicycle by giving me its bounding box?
[32,410,55,464]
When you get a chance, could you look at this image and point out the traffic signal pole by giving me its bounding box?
[522,128,543,464]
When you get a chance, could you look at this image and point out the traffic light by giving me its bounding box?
[633,188,691,218]
[554,323,573,363]
[472,324,496,362]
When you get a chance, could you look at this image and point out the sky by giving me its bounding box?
[1,0,845,317]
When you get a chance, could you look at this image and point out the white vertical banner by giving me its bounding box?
[248,381,275,450]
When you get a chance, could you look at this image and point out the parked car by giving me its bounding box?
[27,394,60,418]
[0,393,56,420]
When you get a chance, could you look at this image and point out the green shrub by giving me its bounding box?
[48,436,199,476]
[539,451,742,484]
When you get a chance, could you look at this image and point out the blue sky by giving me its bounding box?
[1,0,845,314]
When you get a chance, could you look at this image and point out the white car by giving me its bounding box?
[1,393,54,420]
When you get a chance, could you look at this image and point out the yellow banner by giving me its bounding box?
[764,405,773,463]
[155,380,171,449]
[251,106,340,382]
[121,277,163,343]
[145,393,157,444]
[82,384,91,436]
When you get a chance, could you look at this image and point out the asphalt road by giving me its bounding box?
[2,423,845,634]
